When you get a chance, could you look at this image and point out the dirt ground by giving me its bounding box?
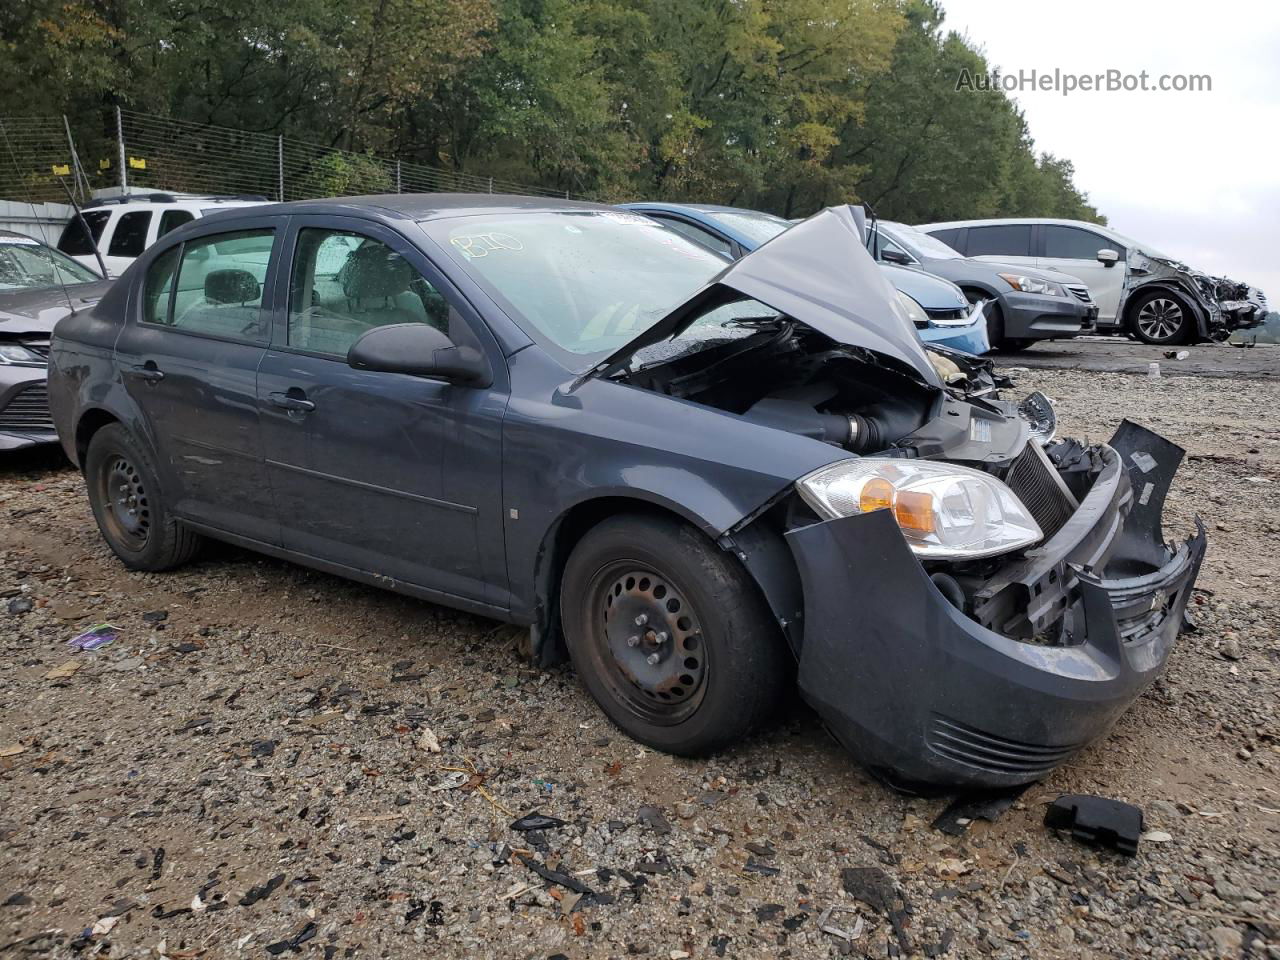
[1,364,1277,960]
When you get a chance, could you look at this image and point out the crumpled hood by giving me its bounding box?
[590,205,942,388]
[0,280,112,335]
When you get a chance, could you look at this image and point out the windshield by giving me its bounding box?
[430,211,732,363]
[708,211,790,247]
[0,236,101,290]
[882,222,963,260]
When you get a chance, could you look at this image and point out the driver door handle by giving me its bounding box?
[267,391,316,413]
[131,362,165,383]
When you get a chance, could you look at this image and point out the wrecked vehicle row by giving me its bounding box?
[47,196,1205,788]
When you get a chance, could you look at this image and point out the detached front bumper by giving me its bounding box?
[785,422,1206,789]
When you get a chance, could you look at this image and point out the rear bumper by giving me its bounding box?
[785,422,1206,789]
[1001,292,1091,340]
[0,367,56,451]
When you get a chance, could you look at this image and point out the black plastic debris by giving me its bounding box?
[755,903,784,921]
[743,858,780,877]
[250,740,276,758]
[840,867,911,954]
[637,805,672,835]
[266,921,316,955]
[517,855,593,894]
[239,874,285,907]
[932,785,1028,837]
[150,847,166,881]
[510,812,566,832]
[7,597,33,615]
[142,610,168,623]
[1044,794,1143,856]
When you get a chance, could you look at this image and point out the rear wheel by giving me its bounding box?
[560,514,787,756]
[84,424,203,571]
[1129,290,1191,344]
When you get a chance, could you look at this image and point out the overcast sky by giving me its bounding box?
[940,0,1279,301]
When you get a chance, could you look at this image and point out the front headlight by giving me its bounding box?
[796,458,1043,559]
[999,273,1062,297]
[0,343,46,366]
[895,290,930,328]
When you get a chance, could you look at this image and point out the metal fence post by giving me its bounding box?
[115,105,127,192]
[396,160,402,193]
[488,177,493,194]
[277,136,284,202]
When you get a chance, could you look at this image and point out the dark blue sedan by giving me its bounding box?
[47,195,1204,788]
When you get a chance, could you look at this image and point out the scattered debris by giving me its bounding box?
[418,727,441,753]
[933,857,974,879]
[265,921,316,955]
[43,660,82,682]
[1044,794,1144,856]
[932,786,1027,836]
[141,610,169,623]
[1163,350,1190,360]
[637,805,673,835]
[6,596,33,615]
[90,915,121,936]
[817,905,865,942]
[239,874,285,907]
[510,812,567,832]
[67,623,119,651]
[0,744,26,759]
[517,855,593,895]
[1141,830,1173,843]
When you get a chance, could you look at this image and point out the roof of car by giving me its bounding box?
[218,193,614,223]
[916,217,1109,231]
[620,201,767,217]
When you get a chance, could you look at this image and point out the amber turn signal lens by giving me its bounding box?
[893,490,936,535]
[859,476,894,514]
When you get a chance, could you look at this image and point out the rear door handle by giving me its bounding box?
[267,391,316,413]
[131,362,164,383]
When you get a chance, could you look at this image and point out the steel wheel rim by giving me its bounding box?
[589,562,708,725]
[1137,298,1182,340]
[99,454,151,548]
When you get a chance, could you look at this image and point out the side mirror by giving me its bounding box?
[881,248,913,266]
[347,323,491,386]
[1096,248,1119,267]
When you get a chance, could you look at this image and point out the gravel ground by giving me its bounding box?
[1,366,1277,960]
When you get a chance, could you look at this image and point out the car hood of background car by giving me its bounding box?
[589,205,943,388]
[0,279,112,334]
[879,262,967,311]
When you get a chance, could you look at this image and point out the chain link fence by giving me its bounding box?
[0,108,582,206]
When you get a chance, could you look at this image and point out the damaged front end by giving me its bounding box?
[784,419,1205,789]
[1126,250,1267,340]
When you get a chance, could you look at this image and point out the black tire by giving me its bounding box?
[560,514,788,756]
[1128,289,1192,345]
[966,292,1025,351]
[84,424,203,571]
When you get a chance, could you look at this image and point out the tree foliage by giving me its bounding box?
[0,0,1102,221]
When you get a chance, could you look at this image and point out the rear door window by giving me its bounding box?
[56,210,111,256]
[151,229,275,342]
[651,217,733,257]
[107,211,153,258]
[965,224,1033,257]
[929,228,964,252]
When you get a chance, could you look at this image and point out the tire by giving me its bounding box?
[560,513,788,756]
[1129,290,1192,345]
[966,292,1027,351]
[84,424,203,571]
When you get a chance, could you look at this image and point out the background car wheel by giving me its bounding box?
[85,424,203,571]
[1129,290,1192,344]
[560,513,788,756]
[966,293,1028,351]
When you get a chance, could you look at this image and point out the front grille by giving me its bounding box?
[927,715,1080,776]
[0,382,54,431]
[1003,441,1076,539]
[1065,284,1092,304]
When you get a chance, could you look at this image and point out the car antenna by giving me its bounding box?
[862,200,881,259]
[0,119,82,316]
[54,173,110,280]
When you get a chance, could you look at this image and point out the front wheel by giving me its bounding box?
[560,514,788,756]
[1129,290,1192,344]
[84,424,203,571]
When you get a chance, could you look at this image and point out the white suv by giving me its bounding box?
[56,193,269,278]
[915,217,1267,344]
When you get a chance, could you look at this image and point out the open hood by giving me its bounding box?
[584,206,943,388]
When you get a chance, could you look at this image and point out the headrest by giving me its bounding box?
[205,269,260,304]
[341,245,412,300]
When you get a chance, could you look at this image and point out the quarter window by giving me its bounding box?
[107,211,153,258]
[965,224,1033,257]
[56,210,111,256]
[158,209,195,238]
[146,229,273,342]
[653,217,733,257]
[1043,225,1123,261]
[287,229,452,358]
